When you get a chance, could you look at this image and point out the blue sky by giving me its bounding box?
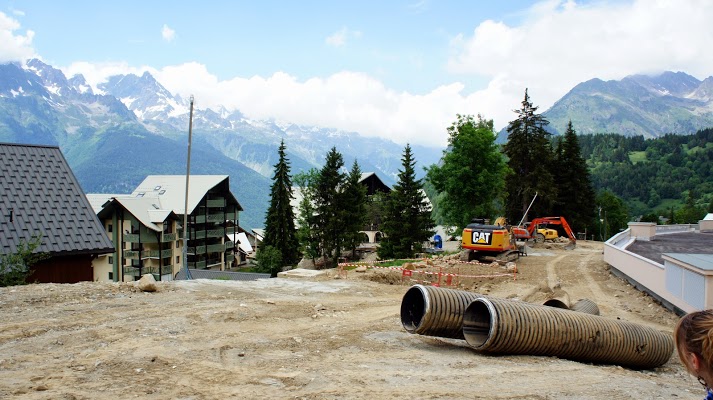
[2,1,713,147]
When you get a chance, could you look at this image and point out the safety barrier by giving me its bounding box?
[338,260,516,287]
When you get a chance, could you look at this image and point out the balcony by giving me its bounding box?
[192,229,225,239]
[124,250,140,259]
[123,232,178,243]
[141,249,173,259]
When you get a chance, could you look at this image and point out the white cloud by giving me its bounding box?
[0,12,35,63]
[162,24,176,42]
[325,27,361,47]
[58,1,713,149]
[10,8,25,17]
[448,0,713,130]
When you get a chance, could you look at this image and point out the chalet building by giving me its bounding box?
[359,172,391,245]
[0,143,114,283]
[88,175,242,282]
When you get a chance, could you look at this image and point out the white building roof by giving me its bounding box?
[130,175,232,214]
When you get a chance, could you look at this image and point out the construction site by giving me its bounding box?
[0,237,703,399]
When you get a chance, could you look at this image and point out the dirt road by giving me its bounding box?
[0,241,702,399]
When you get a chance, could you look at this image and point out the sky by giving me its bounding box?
[2,0,713,148]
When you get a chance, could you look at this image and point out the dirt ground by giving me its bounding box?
[0,240,704,399]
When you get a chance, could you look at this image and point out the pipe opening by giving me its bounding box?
[400,285,426,333]
[463,300,492,348]
[543,299,569,309]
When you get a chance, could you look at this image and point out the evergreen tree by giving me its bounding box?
[379,144,435,259]
[0,235,48,287]
[595,190,629,240]
[503,89,556,223]
[342,160,368,257]
[426,114,507,230]
[315,147,346,267]
[262,140,300,268]
[294,169,321,264]
[553,121,596,234]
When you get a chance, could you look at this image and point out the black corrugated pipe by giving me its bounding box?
[400,285,481,340]
[462,297,673,369]
[571,298,600,315]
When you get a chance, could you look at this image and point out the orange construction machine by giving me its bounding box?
[511,216,577,248]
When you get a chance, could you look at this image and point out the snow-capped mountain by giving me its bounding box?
[99,70,441,182]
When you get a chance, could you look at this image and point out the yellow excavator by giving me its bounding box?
[460,218,521,262]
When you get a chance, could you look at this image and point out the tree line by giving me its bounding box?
[255,89,712,274]
[579,129,713,222]
[256,140,434,275]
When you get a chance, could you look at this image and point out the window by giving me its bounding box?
[107,224,113,233]
[108,256,113,264]
[176,241,180,248]
[176,256,180,264]
[108,272,113,280]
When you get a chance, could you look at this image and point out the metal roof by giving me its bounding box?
[0,143,114,256]
[95,197,176,232]
[130,175,243,214]
[174,269,270,281]
[663,253,713,271]
[86,193,125,214]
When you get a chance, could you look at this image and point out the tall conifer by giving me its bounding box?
[379,144,435,259]
[263,140,299,268]
[503,89,556,223]
[554,121,596,233]
[315,147,346,267]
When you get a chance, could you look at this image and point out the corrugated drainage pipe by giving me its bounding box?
[462,297,673,369]
[571,298,600,315]
[400,285,481,340]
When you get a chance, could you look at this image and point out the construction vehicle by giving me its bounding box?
[461,218,521,263]
[511,216,577,249]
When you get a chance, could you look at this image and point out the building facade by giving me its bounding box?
[89,175,242,282]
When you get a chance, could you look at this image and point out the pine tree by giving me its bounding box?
[262,140,299,270]
[294,169,321,264]
[315,147,346,267]
[379,144,435,259]
[503,89,556,223]
[553,121,596,233]
[426,114,507,230]
[342,160,368,257]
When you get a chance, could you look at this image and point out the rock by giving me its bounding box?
[137,274,157,292]
[403,263,414,270]
[355,266,367,273]
[505,262,517,273]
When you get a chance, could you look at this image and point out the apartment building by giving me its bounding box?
[89,175,242,282]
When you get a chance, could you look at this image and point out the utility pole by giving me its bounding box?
[182,96,194,280]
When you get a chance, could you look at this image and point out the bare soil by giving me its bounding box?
[0,241,703,399]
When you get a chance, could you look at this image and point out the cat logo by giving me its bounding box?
[472,231,492,245]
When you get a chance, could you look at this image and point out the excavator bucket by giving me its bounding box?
[564,240,576,250]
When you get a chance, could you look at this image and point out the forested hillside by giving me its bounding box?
[581,129,713,220]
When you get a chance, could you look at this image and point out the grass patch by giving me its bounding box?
[629,151,647,164]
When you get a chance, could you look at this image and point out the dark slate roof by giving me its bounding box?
[0,143,115,256]
[174,269,270,281]
[626,231,713,265]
